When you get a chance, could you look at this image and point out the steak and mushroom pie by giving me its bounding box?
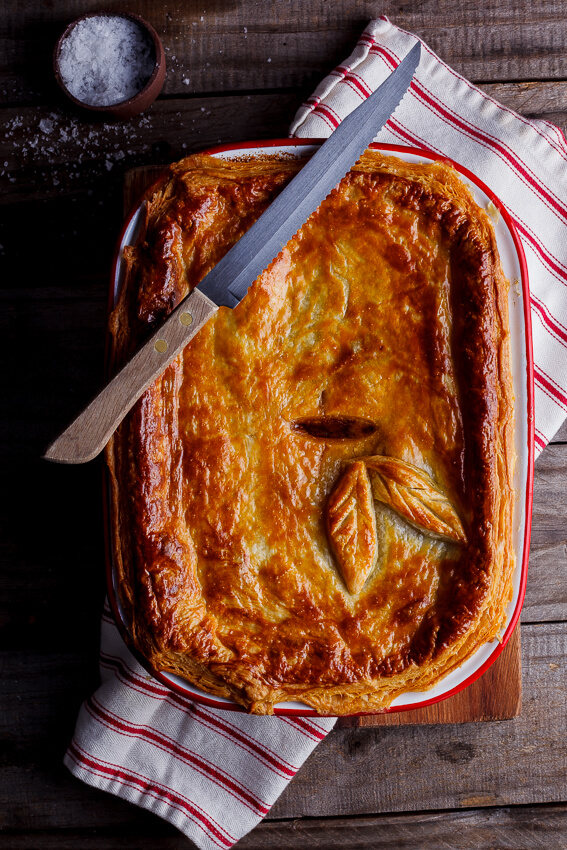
[107,149,515,715]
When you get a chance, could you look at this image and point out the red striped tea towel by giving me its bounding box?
[291,16,567,455]
[65,17,567,849]
[64,602,335,848]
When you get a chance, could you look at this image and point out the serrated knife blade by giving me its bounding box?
[44,41,421,464]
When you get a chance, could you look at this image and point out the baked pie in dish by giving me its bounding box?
[107,146,518,715]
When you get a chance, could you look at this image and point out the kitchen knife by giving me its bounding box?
[45,41,421,464]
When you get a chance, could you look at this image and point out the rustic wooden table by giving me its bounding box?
[2,1,567,847]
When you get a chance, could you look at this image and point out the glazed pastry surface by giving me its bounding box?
[107,149,515,715]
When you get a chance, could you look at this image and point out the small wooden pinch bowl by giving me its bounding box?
[53,10,166,120]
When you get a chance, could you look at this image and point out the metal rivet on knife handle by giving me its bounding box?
[154,339,168,353]
[179,312,193,326]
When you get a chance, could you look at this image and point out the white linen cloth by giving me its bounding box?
[65,17,567,848]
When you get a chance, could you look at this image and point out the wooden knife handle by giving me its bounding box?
[44,288,218,464]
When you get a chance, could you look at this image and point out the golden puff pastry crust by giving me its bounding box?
[107,149,515,715]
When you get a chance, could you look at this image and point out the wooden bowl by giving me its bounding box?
[53,11,166,120]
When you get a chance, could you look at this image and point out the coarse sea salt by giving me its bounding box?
[58,15,155,107]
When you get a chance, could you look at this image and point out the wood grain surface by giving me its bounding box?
[0,624,563,829]
[4,0,567,105]
[3,803,567,848]
[2,0,567,847]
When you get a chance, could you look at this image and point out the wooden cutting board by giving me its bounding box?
[122,165,522,729]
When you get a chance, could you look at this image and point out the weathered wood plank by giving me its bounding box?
[1,82,566,212]
[232,803,567,850]
[522,444,567,624]
[530,445,567,552]
[0,284,108,649]
[523,542,567,623]
[0,623,565,829]
[479,81,567,135]
[0,94,301,205]
[270,621,567,819]
[0,95,300,308]
[4,0,567,106]
[2,802,567,848]
[551,417,567,443]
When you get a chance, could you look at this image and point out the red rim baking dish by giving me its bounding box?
[105,140,533,716]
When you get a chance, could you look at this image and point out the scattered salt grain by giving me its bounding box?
[183,77,190,85]
[39,118,54,134]
[58,15,156,107]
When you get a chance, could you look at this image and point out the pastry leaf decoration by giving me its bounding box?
[361,455,467,545]
[326,460,378,595]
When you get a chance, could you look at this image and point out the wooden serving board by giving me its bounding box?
[123,165,522,729]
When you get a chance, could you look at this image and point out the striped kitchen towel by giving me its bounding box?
[290,16,567,455]
[64,601,335,848]
[65,18,567,850]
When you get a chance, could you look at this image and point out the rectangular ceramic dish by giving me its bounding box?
[107,141,534,716]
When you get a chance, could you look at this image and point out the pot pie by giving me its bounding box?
[107,148,515,715]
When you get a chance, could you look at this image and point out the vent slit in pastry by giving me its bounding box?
[291,415,377,441]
